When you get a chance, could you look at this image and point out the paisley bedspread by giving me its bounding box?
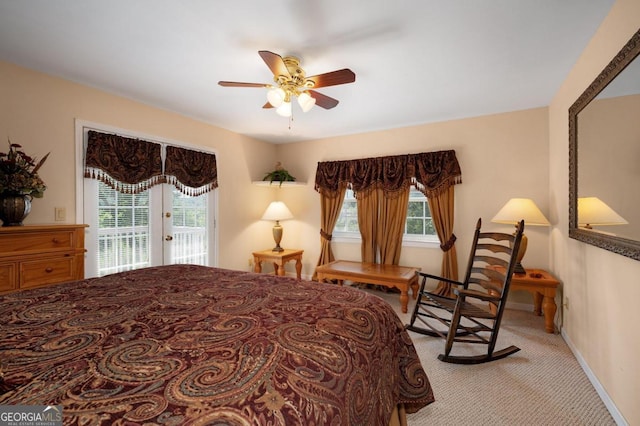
[0,264,433,425]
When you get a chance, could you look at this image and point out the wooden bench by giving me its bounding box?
[315,260,421,313]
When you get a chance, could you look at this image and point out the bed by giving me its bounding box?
[0,264,434,425]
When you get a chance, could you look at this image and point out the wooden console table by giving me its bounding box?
[253,248,303,279]
[315,260,421,313]
[490,266,560,333]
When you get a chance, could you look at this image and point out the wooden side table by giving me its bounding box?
[253,249,303,279]
[490,266,560,333]
[511,268,560,334]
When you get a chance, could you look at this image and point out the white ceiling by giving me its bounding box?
[0,0,615,144]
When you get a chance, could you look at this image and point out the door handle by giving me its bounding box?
[165,235,173,241]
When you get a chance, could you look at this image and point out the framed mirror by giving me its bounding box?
[569,28,640,260]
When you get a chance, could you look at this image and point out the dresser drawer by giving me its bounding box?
[0,230,75,254]
[0,224,87,291]
[20,257,77,288]
[0,263,17,292]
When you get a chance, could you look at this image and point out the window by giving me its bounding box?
[334,187,438,244]
[405,188,437,242]
[334,189,358,233]
[96,182,151,276]
[170,188,209,265]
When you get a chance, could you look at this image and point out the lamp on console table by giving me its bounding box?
[261,201,293,252]
[491,198,550,275]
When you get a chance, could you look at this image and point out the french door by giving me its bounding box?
[83,180,215,278]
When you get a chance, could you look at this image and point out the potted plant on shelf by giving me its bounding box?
[0,141,49,226]
[262,162,296,187]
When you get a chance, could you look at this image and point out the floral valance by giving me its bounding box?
[84,130,163,194]
[84,131,218,195]
[165,145,218,196]
[315,150,462,198]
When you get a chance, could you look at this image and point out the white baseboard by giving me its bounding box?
[561,329,627,426]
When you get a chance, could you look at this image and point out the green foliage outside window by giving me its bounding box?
[98,184,149,228]
[172,191,206,227]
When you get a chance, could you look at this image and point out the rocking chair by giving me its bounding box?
[406,218,524,364]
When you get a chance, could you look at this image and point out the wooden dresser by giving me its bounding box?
[0,224,88,293]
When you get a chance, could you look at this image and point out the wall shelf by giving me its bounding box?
[252,181,307,187]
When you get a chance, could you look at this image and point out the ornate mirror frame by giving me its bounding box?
[568,28,640,260]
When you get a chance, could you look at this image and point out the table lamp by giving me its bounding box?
[261,201,293,252]
[491,198,550,274]
[578,197,628,230]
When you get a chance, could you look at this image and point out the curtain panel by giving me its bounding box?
[312,185,347,281]
[314,150,461,196]
[165,145,218,196]
[84,130,163,194]
[84,131,218,195]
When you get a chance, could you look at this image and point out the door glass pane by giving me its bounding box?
[97,182,150,276]
[171,189,208,265]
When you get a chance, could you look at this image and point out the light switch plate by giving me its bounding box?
[54,207,66,221]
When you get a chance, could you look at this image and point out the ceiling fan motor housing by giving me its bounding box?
[275,56,315,97]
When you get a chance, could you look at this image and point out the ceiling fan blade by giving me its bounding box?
[307,69,356,88]
[218,81,268,88]
[258,50,290,77]
[262,102,274,109]
[309,90,339,109]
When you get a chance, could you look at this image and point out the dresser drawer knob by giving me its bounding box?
[45,267,53,273]
[52,238,59,244]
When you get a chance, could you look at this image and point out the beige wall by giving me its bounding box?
[549,0,640,424]
[0,60,278,271]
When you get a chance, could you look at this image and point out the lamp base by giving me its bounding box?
[512,230,528,275]
[272,222,284,252]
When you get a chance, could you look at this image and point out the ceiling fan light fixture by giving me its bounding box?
[267,87,286,107]
[297,92,316,112]
[276,101,292,117]
[219,51,355,118]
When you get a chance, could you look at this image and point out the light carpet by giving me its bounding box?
[365,288,616,426]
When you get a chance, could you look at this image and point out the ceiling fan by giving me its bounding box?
[218,50,356,117]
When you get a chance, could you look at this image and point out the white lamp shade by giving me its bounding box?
[261,201,293,221]
[276,101,292,117]
[267,88,285,107]
[491,198,550,226]
[578,197,627,226]
[297,92,316,112]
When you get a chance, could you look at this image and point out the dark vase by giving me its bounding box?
[0,195,32,226]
